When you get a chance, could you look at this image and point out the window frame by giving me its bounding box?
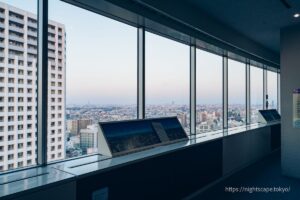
[0,0,280,174]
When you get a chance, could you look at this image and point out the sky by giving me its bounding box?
[197,49,222,105]
[251,66,263,107]
[145,32,189,105]
[2,0,277,106]
[228,59,246,104]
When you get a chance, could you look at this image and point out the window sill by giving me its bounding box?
[0,121,280,199]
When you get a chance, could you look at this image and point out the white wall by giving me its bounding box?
[281,25,300,178]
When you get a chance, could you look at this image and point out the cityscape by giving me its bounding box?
[65,103,264,158]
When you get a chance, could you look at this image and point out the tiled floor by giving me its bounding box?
[189,151,300,200]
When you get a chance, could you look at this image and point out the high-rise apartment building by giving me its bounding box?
[0,2,65,171]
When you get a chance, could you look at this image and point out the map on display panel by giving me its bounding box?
[258,109,281,124]
[97,117,188,157]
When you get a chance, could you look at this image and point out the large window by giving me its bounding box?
[145,32,190,132]
[0,0,37,172]
[250,66,263,123]
[49,0,137,160]
[196,49,223,133]
[267,70,278,110]
[228,59,246,128]
[0,0,281,173]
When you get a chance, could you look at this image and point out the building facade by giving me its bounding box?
[67,119,93,135]
[0,2,65,171]
[79,125,97,154]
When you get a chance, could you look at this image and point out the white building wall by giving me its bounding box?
[0,2,65,171]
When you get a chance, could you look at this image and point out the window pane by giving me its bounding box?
[196,49,223,133]
[250,66,263,123]
[278,74,281,113]
[267,71,278,110]
[0,1,37,172]
[145,32,190,133]
[49,1,137,160]
[228,59,246,128]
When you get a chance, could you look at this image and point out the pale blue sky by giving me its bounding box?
[251,66,263,107]
[228,59,246,105]
[2,0,276,106]
[145,32,189,105]
[197,49,222,105]
[268,71,278,107]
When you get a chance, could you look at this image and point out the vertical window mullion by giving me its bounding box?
[263,67,267,110]
[223,55,228,129]
[277,71,281,113]
[246,61,250,125]
[190,45,196,135]
[137,27,145,119]
[37,0,48,166]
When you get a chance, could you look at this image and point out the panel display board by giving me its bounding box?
[97,117,188,157]
[258,109,281,124]
[293,89,300,128]
[152,117,188,141]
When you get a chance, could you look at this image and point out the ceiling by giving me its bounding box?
[184,0,300,53]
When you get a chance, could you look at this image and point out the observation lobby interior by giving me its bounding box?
[0,0,300,199]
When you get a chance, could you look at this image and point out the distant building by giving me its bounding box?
[196,111,202,123]
[177,113,187,127]
[67,119,93,135]
[198,122,209,133]
[201,112,208,122]
[67,120,78,135]
[80,125,98,154]
[78,119,93,131]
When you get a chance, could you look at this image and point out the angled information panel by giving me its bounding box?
[258,109,281,124]
[97,117,188,157]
